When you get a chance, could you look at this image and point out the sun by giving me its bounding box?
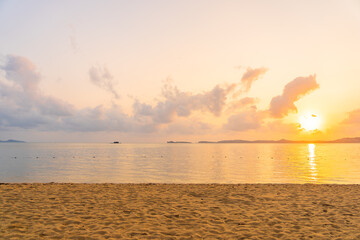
[299,113,321,131]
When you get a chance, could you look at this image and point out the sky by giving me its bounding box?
[0,0,360,142]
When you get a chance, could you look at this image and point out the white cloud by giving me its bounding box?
[0,55,73,129]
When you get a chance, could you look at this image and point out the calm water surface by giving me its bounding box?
[1,143,360,183]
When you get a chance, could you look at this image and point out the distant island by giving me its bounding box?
[0,139,25,143]
[198,137,360,144]
[167,141,192,144]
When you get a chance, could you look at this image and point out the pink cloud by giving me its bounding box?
[241,67,268,92]
[269,75,319,118]
[223,109,265,131]
[343,109,360,125]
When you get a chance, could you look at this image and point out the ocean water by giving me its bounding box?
[1,143,360,184]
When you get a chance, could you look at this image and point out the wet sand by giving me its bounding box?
[1,183,360,239]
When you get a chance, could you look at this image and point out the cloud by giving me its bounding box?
[5,54,318,140]
[2,56,237,133]
[269,75,319,118]
[227,97,258,112]
[265,120,300,135]
[165,119,211,135]
[133,80,237,124]
[0,54,325,141]
[241,67,268,92]
[328,109,360,137]
[342,109,360,125]
[89,65,119,99]
[223,74,319,133]
[0,55,40,93]
[223,108,264,131]
[62,105,127,132]
[238,97,258,106]
[0,55,73,129]
[68,25,78,54]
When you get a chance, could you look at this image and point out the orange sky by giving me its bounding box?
[0,0,359,142]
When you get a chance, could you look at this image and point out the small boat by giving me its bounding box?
[113,141,120,144]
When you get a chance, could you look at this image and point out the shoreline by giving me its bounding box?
[1,183,359,186]
[2,183,360,239]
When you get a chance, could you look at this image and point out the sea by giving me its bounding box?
[1,143,360,184]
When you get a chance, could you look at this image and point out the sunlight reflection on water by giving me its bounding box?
[1,143,360,183]
[308,144,317,182]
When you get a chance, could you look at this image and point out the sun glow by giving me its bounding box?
[299,114,321,131]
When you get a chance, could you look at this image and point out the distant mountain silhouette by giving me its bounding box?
[0,139,25,143]
[331,137,360,143]
[167,141,192,144]
[198,137,360,144]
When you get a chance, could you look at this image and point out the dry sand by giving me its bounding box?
[1,183,360,239]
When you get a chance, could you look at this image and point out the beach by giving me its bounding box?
[1,183,360,239]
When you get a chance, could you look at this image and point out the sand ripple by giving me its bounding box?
[1,183,360,239]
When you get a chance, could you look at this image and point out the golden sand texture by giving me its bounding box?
[1,183,360,239]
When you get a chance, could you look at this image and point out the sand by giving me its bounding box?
[1,184,360,239]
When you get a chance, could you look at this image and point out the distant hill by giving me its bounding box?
[167,141,192,144]
[0,139,25,143]
[198,137,360,144]
[331,137,360,143]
